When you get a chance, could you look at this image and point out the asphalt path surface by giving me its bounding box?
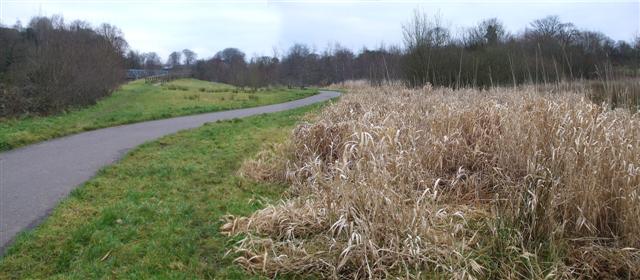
[0,90,340,253]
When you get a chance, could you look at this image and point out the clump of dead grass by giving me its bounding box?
[225,83,640,279]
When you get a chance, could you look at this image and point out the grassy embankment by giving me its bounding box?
[0,78,316,151]
[0,102,328,279]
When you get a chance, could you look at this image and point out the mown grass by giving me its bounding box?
[0,78,317,151]
[0,103,325,279]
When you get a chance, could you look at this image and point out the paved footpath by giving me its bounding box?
[0,90,340,253]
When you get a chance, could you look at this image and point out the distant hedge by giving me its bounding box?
[0,16,126,117]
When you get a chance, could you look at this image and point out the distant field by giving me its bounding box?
[0,102,326,279]
[0,79,317,151]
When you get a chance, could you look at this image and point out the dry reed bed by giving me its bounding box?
[222,83,640,279]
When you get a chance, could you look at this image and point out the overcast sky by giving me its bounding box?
[1,0,638,60]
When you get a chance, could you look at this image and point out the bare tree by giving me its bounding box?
[333,44,355,82]
[166,51,182,68]
[402,10,452,87]
[527,15,577,44]
[281,44,312,87]
[403,11,450,49]
[214,48,247,86]
[95,23,128,55]
[125,50,144,69]
[248,55,278,89]
[464,18,507,48]
[68,20,91,31]
[182,49,197,67]
[142,52,162,69]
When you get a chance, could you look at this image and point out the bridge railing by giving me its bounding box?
[126,69,169,80]
[144,71,191,84]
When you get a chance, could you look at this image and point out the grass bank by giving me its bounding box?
[0,102,325,279]
[0,78,316,151]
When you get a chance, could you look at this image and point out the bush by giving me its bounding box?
[0,16,126,117]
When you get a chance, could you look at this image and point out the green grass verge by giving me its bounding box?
[0,103,325,279]
[0,78,317,151]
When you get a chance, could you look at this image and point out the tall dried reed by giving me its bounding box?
[224,83,640,279]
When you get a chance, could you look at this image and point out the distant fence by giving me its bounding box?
[126,69,169,80]
[126,69,192,84]
[144,71,191,84]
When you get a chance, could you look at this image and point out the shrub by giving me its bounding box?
[0,16,126,117]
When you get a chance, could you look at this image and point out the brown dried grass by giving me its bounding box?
[226,83,640,279]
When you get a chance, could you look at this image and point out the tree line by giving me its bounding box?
[401,13,639,88]
[1,16,126,117]
[123,43,403,89]
[190,44,403,89]
[188,14,638,89]
[1,13,638,117]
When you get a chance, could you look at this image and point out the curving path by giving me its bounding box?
[0,90,340,253]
